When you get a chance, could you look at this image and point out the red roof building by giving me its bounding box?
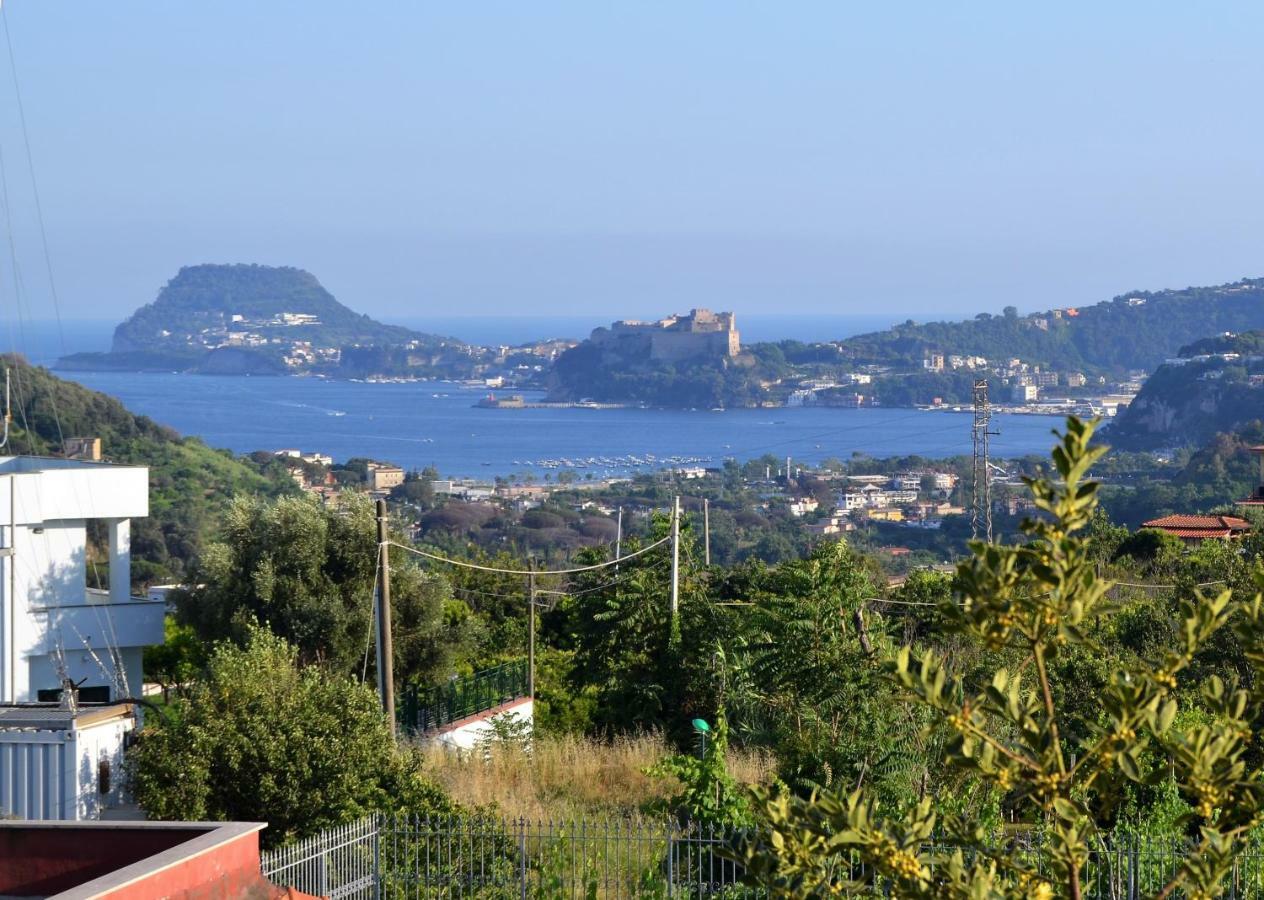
[1141,514,1251,543]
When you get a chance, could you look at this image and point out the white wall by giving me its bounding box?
[433,699,534,752]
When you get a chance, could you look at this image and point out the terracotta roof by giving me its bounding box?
[1142,514,1251,530]
[1158,528,1237,539]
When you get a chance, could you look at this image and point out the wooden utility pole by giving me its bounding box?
[703,498,711,566]
[527,562,536,697]
[670,496,680,619]
[374,499,396,737]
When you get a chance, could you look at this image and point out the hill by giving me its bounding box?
[1,355,294,583]
[546,310,781,407]
[57,264,478,377]
[836,278,1264,375]
[1107,331,1264,449]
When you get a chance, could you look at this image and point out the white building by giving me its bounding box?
[0,456,163,706]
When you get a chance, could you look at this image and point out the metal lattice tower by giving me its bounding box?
[970,379,994,542]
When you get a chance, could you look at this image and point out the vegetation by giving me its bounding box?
[1109,332,1264,449]
[838,279,1264,375]
[0,355,293,583]
[176,493,480,687]
[418,730,774,822]
[738,419,1264,898]
[130,626,454,848]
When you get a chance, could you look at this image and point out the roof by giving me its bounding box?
[1141,514,1252,540]
[1142,514,1251,530]
[0,703,133,732]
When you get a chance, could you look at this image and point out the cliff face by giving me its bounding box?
[1108,358,1264,449]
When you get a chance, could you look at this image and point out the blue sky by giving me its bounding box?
[1,2,1262,325]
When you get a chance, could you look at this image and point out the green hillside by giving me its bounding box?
[1107,330,1264,449]
[113,263,418,351]
[837,278,1264,374]
[1,355,294,583]
[57,263,474,376]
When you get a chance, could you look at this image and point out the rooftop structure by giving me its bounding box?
[1141,514,1251,543]
[0,704,136,820]
[0,457,163,709]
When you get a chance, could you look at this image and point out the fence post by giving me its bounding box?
[372,815,382,900]
[1127,834,1136,900]
[519,819,528,900]
[666,832,674,899]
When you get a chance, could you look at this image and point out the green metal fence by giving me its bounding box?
[399,660,529,735]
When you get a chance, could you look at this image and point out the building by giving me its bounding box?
[366,462,405,492]
[0,705,138,820]
[1141,514,1251,544]
[1065,372,1087,388]
[0,456,162,706]
[588,309,740,364]
[923,353,945,373]
[788,497,819,517]
[62,437,102,462]
[1012,384,1039,403]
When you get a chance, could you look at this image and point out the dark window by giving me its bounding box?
[98,759,111,796]
[36,686,111,704]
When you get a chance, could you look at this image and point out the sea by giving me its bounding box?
[12,317,1066,479]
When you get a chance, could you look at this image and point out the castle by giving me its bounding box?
[588,309,740,364]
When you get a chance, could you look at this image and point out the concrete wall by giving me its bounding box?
[433,698,533,752]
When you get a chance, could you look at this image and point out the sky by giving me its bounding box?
[0,2,1263,327]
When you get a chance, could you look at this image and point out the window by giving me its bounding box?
[36,686,111,704]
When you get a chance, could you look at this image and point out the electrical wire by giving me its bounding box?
[388,534,670,576]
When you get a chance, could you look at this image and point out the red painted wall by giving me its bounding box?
[0,827,205,896]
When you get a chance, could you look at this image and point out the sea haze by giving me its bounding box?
[57,371,1063,480]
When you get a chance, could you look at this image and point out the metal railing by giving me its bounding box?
[263,815,1264,899]
[261,816,380,899]
[399,660,529,735]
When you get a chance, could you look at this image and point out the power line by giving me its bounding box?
[388,534,670,576]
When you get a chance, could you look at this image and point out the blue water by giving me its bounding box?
[57,371,1065,479]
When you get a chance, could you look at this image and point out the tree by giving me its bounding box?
[142,617,205,702]
[178,493,476,688]
[738,418,1264,898]
[129,627,453,847]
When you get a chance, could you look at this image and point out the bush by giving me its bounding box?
[129,626,453,847]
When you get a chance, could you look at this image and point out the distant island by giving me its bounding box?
[546,309,779,408]
[56,265,1264,416]
[56,264,492,378]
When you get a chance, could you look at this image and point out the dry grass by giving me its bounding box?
[417,732,777,822]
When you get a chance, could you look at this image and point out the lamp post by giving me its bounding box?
[692,718,710,760]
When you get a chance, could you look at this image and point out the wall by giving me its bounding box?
[433,698,533,752]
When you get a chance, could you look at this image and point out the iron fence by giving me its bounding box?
[261,815,380,899]
[263,815,1264,898]
[400,660,529,735]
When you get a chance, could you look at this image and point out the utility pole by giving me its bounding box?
[670,496,681,620]
[374,499,396,737]
[527,562,536,697]
[703,498,711,566]
[615,506,623,571]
